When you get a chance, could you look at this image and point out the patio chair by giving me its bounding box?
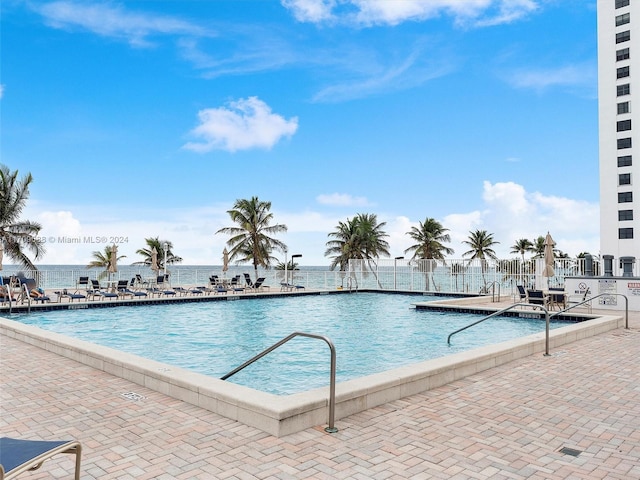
[526,289,548,307]
[76,276,90,292]
[243,273,254,288]
[0,436,82,480]
[514,285,527,303]
[548,287,566,310]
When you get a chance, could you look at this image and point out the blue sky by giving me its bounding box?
[2,0,600,266]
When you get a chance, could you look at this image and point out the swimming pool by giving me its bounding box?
[11,292,573,395]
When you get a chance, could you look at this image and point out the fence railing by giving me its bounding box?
[0,256,611,296]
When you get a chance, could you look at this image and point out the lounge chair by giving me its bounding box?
[0,437,82,480]
[54,289,87,302]
[174,286,204,296]
[229,275,245,293]
[89,279,118,300]
[280,282,305,292]
[251,277,269,291]
[243,273,254,288]
[20,279,51,303]
[0,277,13,305]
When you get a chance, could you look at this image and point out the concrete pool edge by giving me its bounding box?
[0,312,625,437]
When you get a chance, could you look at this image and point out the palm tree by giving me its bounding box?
[510,238,533,285]
[462,229,500,292]
[325,213,390,278]
[0,165,45,270]
[531,235,546,258]
[404,217,454,291]
[216,197,287,281]
[510,238,533,262]
[133,237,183,271]
[87,246,127,280]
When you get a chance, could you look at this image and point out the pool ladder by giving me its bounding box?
[221,331,338,433]
[341,275,358,292]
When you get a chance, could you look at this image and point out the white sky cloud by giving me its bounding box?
[316,193,371,207]
[282,0,539,27]
[505,63,597,93]
[21,181,599,267]
[182,97,299,153]
[32,0,207,47]
[281,0,336,23]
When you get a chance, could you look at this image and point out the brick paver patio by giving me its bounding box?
[1,310,639,479]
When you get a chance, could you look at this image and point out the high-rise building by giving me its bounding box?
[598,0,639,274]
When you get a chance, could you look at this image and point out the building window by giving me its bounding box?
[616,31,631,44]
[618,102,630,114]
[618,155,633,167]
[616,13,631,26]
[618,83,631,96]
[619,209,634,221]
[619,228,634,239]
[617,48,630,61]
[617,119,632,131]
[616,0,630,8]
[618,138,632,149]
[619,192,633,203]
[617,66,630,78]
[619,173,632,185]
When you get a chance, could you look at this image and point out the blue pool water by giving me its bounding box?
[11,293,571,395]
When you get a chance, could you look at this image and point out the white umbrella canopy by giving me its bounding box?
[0,242,3,271]
[542,232,555,279]
[150,247,159,274]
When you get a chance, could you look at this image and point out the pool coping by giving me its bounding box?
[0,302,625,437]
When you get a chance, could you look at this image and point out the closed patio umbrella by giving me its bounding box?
[542,232,555,280]
[150,247,159,274]
[222,248,229,278]
[107,244,118,280]
[0,242,3,271]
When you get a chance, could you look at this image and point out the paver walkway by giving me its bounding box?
[1,311,639,479]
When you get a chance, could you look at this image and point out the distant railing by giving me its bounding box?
[0,256,611,296]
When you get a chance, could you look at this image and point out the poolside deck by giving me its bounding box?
[1,300,640,478]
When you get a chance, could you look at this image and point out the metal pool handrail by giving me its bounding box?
[447,303,552,356]
[551,293,629,329]
[220,331,338,433]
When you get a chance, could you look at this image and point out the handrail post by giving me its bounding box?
[221,331,338,433]
[447,303,551,356]
[544,308,550,356]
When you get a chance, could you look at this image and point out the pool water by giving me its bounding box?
[12,293,571,395]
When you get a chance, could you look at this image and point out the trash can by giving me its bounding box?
[620,256,635,277]
[603,255,614,277]
[584,254,594,276]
